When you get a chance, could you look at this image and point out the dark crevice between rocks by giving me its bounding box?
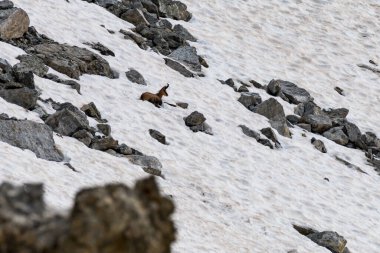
[293,224,351,253]
[0,178,175,252]
[83,0,206,77]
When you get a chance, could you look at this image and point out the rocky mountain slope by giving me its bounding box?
[0,0,380,252]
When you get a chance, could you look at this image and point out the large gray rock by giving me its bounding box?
[0,119,64,161]
[294,101,322,117]
[344,122,361,143]
[323,108,349,120]
[149,129,167,144]
[323,127,349,145]
[267,79,312,104]
[0,7,29,40]
[154,0,192,21]
[126,68,147,85]
[173,24,196,42]
[164,58,194,77]
[168,46,201,72]
[0,87,38,109]
[26,43,114,80]
[307,231,347,253]
[14,54,49,77]
[238,92,262,111]
[121,8,149,26]
[0,178,175,253]
[184,111,206,127]
[81,102,102,120]
[260,127,281,148]
[128,155,163,176]
[90,136,118,151]
[302,114,332,133]
[253,98,291,137]
[45,103,89,136]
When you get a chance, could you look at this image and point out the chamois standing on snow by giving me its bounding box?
[140,84,169,107]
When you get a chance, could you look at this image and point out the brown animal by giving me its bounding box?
[140,84,169,107]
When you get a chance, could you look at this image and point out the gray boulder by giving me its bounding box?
[126,68,147,85]
[302,114,332,133]
[311,137,327,153]
[149,129,167,144]
[253,98,291,137]
[295,101,322,117]
[14,54,49,77]
[267,79,312,104]
[72,129,93,147]
[323,108,349,120]
[26,43,114,80]
[184,111,205,127]
[323,127,349,146]
[0,7,29,40]
[0,87,38,109]
[90,136,118,151]
[45,103,89,136]
[81,102,102,120]
[238,92,262,110]
[164,58,194,77]
[168,46,201,72]
[0,119,64,161]
[307,231,347,253]
[260,127,281,148]
[238,125,260,140]
[154,0,192,21]
[97,123,111,136]
[190,122,213,135]
[173,24,196,42]
[344,122,361,143]
[121,8,149,26]
[127,155,163,176]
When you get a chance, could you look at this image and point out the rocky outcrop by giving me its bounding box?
[27,43,114,80]
[0,177,175,253]
[253,98,291,137]
[0,3,29,40]
[0,117,64,161]
[184,111,213,135]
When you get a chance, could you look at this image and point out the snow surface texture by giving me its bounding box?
[1,0,380,252]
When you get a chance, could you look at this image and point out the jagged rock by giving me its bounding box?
[295,101,322,117]
[72,129,93,146]
[323,108,349,120]
[97,123,111,136]
[90,136,118,151]
[15,54,49,77]
[260,127,281,148]
[0,178,175,253]
[323,127,349,145]
[275,80,312,104]
[0,119,64,161]
[302,114,332,134]
[238,92,262,111]
[154,0,192,21]
[249,79,264,89]
[184,111,205,127]
[26,43,114,80]
[128,155,163,176]
[81,102,102,120]
[359,132,380,150]
[253,98,291,137]
[149,129,167,144]
[239,125,260,140]
[168,46,201,72]
[0,7,30,40]
[126,68,147,85]
[121,8,149,26]
[286,115,301,125]
[84,41,115,56]
[45,103,90,136]
[344,122,361,144]
[311,137,327,153]
[176,102,188,109]
[164,58,194,77]
[0,87,38,109]
[12,66,34,89]
[308,231,347,253]
[237,85,249,93]
[190,121,213,135]
[173,24,196,42]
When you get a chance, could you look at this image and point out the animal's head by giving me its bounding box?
[161,84,169,96]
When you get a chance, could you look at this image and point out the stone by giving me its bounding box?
[97,123,111,136]
[344,122,361,144]
[121,8,149,26]
[250,79,264,89]
[184,111,206,127]
[90,136,118,151]
[26,43,114,80]
[0,7,30,40]
[72,129,93,146]
[0,119,64,161]
[189,122,213,135]
[168,46,201,72]
[253,98,291,137]
[45,103,89,136]
[238,92,262,111]
[323,127,349,146]
[323,108,349,120]
[120,29,148,49]
[126,68,147,85]
[311,137,327,153]
[286,115,301,125]
[116,143,134,155]
[278,80,312,104]
[294,101,322,117]
[267,79,281,96]
[260,127,281,148]
[15,54,49,77]
[239,125,260,140]
[307,231,347,253]
[302,114,332,134]
[84,42,115,56]
[0,178,175,253]
[149,129,167,144]
[238,85,249,92]
[12,66,34,88]
[164,58,194,77]
[127,155,163,176]
[297,123,312,132]
[335,86,345,96]
[0,87,38,109]
[81,102,102,120]
[257,138,274,149]
[176,102,188,109]
[173,24,196,42]
[154,0,192,21]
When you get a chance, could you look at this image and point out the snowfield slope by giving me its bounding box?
[1,0,380,252]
